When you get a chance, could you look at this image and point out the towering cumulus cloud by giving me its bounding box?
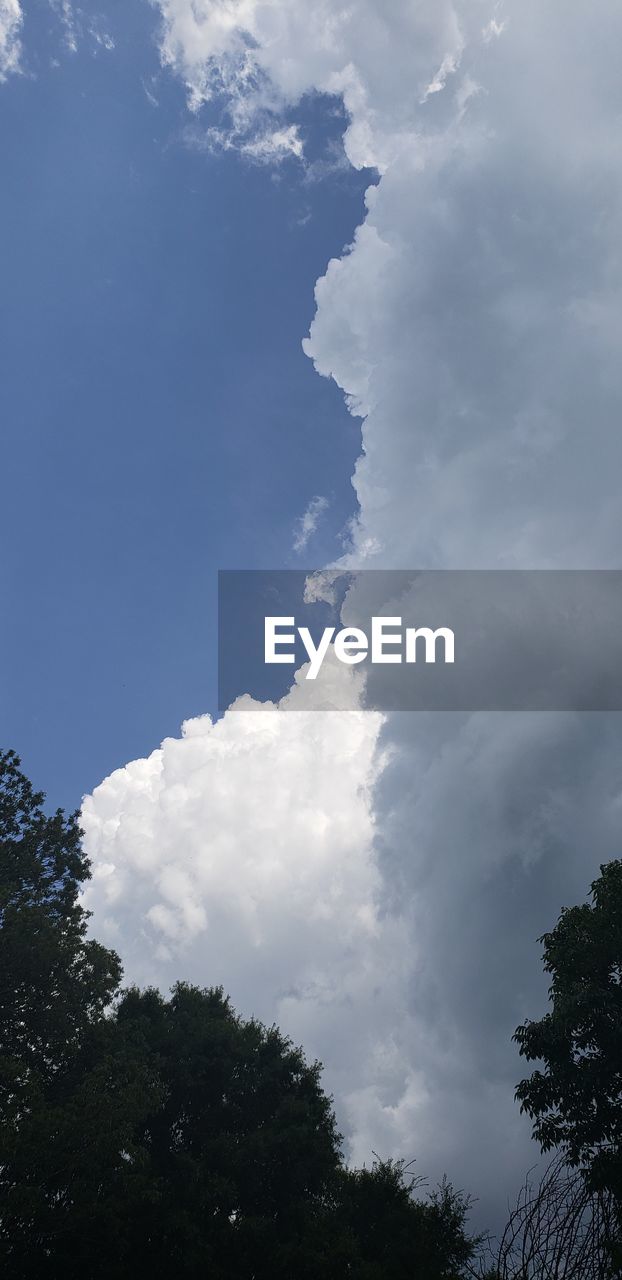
[82,674,412,1173]
[82,0,622,1222]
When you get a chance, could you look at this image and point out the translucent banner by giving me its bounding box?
[218,570,622,712]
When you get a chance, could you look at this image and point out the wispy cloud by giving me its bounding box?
[420,50,461,103]
[0,0,22,81]
[47,1,115,57]
[241,123,303,162]
[49,0,78,52]
[293,495,329,553]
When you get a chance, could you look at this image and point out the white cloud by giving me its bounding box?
[293,494,329,553]
[47,0,78,52]
[82,673,421,1169]
[84,0,622,1227]
[90,24,115,53]
[241,122,302,161]
[46,1,115,57]
[482,17,505,42]
[153,0,473,169]
[420,51,461,103]
[0,0,22,80]
[197,119,303,161]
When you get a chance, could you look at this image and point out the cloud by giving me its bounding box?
[50,0,78,54]
[420,51,461,103]
[45,1,115,57]
[305,1,622,572]
[293,494,329,553]
[240,122,302,161]
[195,120,303,162]
[82,674,418,1174]
[0,0,21,81]
[299,0,622,1213]
[153,0,471,169]
[83,0,622,1228]
[482,16,505,43]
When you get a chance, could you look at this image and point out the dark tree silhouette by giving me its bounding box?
[0,746,121,1096]
[476,1151,619,1279]
[0,749,158,1273]
[514,861,622,1207]
[512,860,622,1274]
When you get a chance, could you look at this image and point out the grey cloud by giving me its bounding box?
[301,0,622,1224]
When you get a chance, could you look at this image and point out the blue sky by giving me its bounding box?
[0,0,371,810]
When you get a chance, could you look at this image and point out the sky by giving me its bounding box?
[4,0,622,1237]
[0,0,369,808]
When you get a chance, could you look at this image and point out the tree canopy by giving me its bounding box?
[514,860,622,1273]
[514,861,622,1199]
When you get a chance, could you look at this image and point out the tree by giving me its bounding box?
[514,860,622,1269]
[514,861,622,1191]
[0,748,122,1103]
[329,1160,480,1280]
[0,752,481,1277]
[476,1151,618,1280]
[0,750,156,1274]
[84,986,480,1278]
[109,981,342,1279]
